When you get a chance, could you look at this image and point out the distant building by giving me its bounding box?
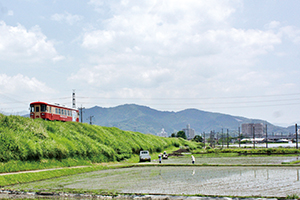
[241,123,264,138]
[182,124,195,139]
[157,128,168,137]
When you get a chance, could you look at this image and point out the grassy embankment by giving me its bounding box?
[0,114,197,171]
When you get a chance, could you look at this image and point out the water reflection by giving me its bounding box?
[9,166,300,197]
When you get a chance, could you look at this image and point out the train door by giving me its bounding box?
[33,105,40,118]
[72,110,77,122]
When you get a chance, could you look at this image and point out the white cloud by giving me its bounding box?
[279,25,300,44]
[69,0,297,113]
[7,10,13,16]
[0,74,57,113]
[83,0,280,60]
[265,21,300,44]
[51,12,83,25]
[79,1,282,92]
[0,21,63,62]
[265,21,281,29]
[0,74,55,94]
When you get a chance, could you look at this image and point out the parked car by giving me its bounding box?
[139,150,151,162]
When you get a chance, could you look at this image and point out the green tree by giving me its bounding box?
[176,131,187,139]
[192,135,203,143]
[170,133,176,137]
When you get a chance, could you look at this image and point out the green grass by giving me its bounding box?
[0,158,93,173]
[0,114,195,162]
[0,114,197,172]
[286,194,299,199]
[282,159,300,165]
[0,164,133,187]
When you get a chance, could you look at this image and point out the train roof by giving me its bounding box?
[30,101,78,111]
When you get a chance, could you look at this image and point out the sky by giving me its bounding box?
[1,0,300,127]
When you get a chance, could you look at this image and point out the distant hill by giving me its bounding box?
[82,104,291,136]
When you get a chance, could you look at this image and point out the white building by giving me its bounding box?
[157,128,168,137]
[241,123,264,138]
[182,124,195,139]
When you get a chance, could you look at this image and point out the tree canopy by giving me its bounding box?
[176,131,187,139]
[192,135,203,143]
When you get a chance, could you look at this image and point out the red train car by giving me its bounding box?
[30,101,79,122]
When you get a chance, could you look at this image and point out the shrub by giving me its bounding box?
[286,194,299,199]
[206,149,215,153]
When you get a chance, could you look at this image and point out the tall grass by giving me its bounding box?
[0,114,196,164]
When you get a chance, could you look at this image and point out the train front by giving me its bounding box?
[30,102,49,120]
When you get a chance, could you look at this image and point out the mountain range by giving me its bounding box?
[81,104,295,136]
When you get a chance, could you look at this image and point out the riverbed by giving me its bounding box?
[160,155,299,165]
[8,165,300,198]
[5,155,300,198]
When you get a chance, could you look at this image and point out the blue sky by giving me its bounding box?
[1,0,300,127]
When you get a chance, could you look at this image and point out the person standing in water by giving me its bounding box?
[158,153,162,163]
[191,155,195,164]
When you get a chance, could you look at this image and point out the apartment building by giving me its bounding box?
[241,123,264,138]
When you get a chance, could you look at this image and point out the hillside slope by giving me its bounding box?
[82,104,289,135]
[0,114,195,163]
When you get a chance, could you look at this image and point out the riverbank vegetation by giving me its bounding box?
[0,114,196,172]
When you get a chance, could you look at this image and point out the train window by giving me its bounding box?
[30,105,34,112]
[36,106,39,112]
[55,108,58,114]
[41,104,47,112]
[49,107,52,113]
[59,109,61,114]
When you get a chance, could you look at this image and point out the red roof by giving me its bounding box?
[30,101,78,111]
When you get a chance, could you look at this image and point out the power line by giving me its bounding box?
[2,92,300,111]
[76,92,300,100]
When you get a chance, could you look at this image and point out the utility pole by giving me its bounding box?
[210,131,215,147]
[265,124,268,149]
[238,127,241,148]
[253,125,255,149]
[296,124,298,149]
[221,128,224,148]
[78,105,85,123]
[227,129,229,148]
[88,115,94,125]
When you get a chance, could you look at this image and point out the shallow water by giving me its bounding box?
[160,155,299,165]
[10,166,300,197]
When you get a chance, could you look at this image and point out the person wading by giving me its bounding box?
[158,153,162,163]
[191,155,195,164]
